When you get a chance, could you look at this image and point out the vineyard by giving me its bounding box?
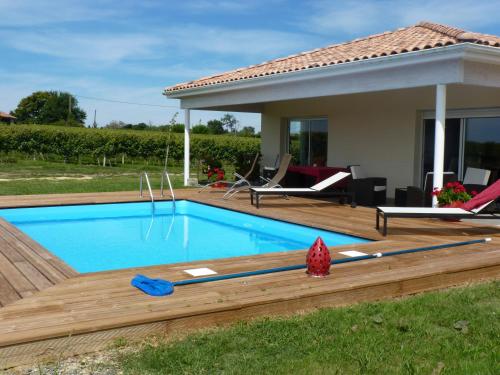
[0,125,260,167]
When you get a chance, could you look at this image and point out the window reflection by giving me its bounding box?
[465,117,500,181]
[422,116,500,183]
[289,118,328,166]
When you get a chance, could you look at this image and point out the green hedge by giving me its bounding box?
[0,125,260,165]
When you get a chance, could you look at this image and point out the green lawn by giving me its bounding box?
[0,158,232,195]
[120,281,499,375]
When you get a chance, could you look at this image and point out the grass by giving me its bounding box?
[0,157,234,195]
[120,281,499,375]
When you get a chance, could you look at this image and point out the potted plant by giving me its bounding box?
[202,158,226,188]
[432,182,477,220]
[432,182,477,206]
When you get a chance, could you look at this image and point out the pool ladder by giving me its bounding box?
[139,172,154,203]
[160,170,176,210]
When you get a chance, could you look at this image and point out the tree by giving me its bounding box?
[207,119,225,134]
[221,113,238,133]
[12,91,86,125]
[122,122,149,130]
[192,124,209,134]
[106,120,126,129]
[239,126,255,137]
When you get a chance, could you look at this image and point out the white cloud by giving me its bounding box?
[308,0,500,37]
[0,30,163,64]
[123,64,227,81]
[0,0,121,26]
[158,25,318,60]
[0,23,317,69]
[179,0,257,12]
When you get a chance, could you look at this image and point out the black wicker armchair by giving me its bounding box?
[347,165,387,206]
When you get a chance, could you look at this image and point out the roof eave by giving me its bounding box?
[164,43,500,99]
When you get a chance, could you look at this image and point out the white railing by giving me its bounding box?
[139,172,154,203]
[160,170,176,210]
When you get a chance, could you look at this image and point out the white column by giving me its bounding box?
[432,84,446,207]
[183,109,190,186]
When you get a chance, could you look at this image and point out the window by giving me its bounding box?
[288,118,328,166]
[422,116,500,183]
[464,117,500,180]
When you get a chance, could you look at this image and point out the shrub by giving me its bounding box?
[0,124,260,166]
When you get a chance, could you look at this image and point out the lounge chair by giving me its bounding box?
[250,171,352,208]
[376,179,500,235]
[348,165,387,206]
[223,153,292,199]
[462,167,491,193]
[198,153,260,193]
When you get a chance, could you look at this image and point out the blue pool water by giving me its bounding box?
[0,200,370,273]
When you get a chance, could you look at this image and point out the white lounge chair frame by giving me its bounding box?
[250,171,352,208]
[198,153,260,194]
[223,153,292,199]
[376,200,498,236]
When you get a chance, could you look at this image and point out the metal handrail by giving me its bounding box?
[140,172,154,203]
[160,169,176,209]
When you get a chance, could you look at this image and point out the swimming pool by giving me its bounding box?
[0,200,370,273]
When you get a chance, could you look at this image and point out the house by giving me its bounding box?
[164,22,500,204]
[0,112,16,124]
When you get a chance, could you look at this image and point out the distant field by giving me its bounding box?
[0,158,234,195]
[0,124,259,196]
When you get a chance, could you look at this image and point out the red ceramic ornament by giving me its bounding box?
[306,237,331,277]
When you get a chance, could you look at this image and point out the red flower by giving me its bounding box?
[471,190,478,196]
[445,182,453,189]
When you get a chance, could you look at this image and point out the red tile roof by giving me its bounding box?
[0,112,16,119]
[165,22,500,93]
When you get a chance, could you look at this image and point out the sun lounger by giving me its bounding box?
[250,171,352,208]
[223,153,292,199]
[376,179,500,235]
[198,153,260,193]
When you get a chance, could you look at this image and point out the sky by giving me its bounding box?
[1,0,500,130]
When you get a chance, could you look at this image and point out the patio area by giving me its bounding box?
[0,190,498,369]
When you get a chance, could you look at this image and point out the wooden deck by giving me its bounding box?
[0,190,498,368]
[0,219,77,307]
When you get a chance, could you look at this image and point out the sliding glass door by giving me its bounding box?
[423,118,461,178]
[288,118,328,166]
[464,117,500,179]
[422,116,500,183]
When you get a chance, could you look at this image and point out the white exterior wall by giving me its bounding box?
[260,85,500,197]
[260,113,284,167]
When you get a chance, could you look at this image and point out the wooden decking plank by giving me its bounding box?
[0,219,77,279]
[0,251,37,295]
[0,272,21,307]
[14,261,53,291]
